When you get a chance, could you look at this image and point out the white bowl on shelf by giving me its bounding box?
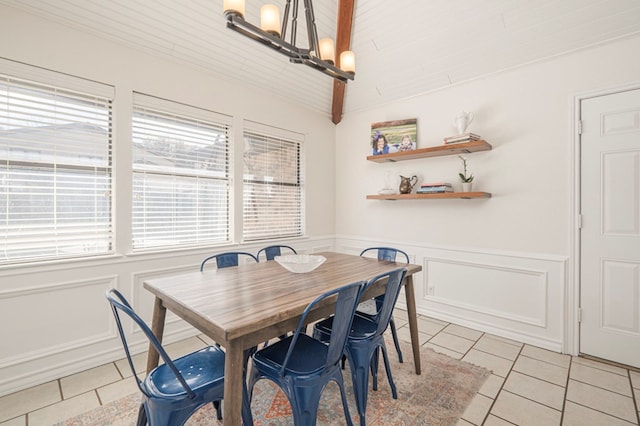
[274,254,326,274]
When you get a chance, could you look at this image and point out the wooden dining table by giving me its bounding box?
[144,251,422,425]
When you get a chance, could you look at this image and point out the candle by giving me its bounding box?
[261,4,281,37]
[223,0,245,17]
[318,38,336,64]
[340,51,356,74]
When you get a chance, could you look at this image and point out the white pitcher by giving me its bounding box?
[454,111,474,134]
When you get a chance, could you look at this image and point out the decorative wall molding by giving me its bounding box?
[423,257,549,327]
[0,275,118,368]
[0,234,568,397]
[0,236,335,397]
[0,275,118,396]
[336,236,567,352]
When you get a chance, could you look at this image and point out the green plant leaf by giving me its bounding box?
[459,173,474,182]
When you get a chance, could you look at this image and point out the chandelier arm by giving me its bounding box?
[226,15,302,61]
[290,0,299,48]
[303,0,320,59]
[281,0,292,41]
[302,57,350,82]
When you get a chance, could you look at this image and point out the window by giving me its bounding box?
[132,94,231,250]
[0,63,113,264]
[243,123,304,241]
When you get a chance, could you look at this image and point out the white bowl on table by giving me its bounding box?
[274,254,326,273]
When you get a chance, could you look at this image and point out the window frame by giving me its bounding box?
[131,93,233,252]
[242,120,305,242]
[0,59,115,265]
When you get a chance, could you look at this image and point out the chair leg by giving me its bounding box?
[370,347,379,391]
[346,348,373,426]
[288,379,324,426]
[334,373,355,426]
[379,344,398,399]
[389,317,403,363]
[241,378,254,425]
[136,403,147,426]
[212,400,222,420]
[243,347,256,425]
[147,407,200,426]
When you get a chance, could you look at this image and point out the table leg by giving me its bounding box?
[224,340,247,425]
[404,275,422,374]
[146,296,166,373]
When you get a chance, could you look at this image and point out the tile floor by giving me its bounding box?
[1,309,639,425]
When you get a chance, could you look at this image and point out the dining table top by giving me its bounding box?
[143,251,422,348]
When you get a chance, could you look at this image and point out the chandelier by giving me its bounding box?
[223,0,355,83]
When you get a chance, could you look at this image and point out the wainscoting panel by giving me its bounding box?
[425,258,548,327]
[0,275,119,397]
[0,276,118,362]
[336,237,568,352]
[0,236,565,397]
[0,236,335,397]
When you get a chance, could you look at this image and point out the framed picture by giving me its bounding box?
[370,118,417,155]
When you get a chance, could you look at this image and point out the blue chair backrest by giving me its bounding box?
[281,281,364,375]
[105,289,195,398]
[257,245,297,261]
[360,246,409,264]
[200,251,258,271]
[365,268,408,335]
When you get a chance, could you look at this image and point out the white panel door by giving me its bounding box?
[580,88,640,367]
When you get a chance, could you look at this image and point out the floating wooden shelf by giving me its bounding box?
[367,140,492,163]
[367,192,492,200]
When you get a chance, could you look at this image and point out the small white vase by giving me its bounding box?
[461,182,473,192]
[454,111,474,134]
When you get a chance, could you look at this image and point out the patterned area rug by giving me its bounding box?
[60,339,490,425]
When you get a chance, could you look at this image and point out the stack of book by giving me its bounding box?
[417,182,453,194]
[443,133,482,144]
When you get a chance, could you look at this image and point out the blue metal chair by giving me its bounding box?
[256,245,298,344]
[246,281,365,426]
[313,268,408,426]
[200,251,258,271]
[105,288,226,426]
[256,244,297,261]
[358,246,409,363]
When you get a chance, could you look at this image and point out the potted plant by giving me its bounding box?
[458,155,474,192]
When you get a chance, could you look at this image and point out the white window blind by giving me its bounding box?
[132,94,231,250]
[0,72,113,264]
[243,124,304,241]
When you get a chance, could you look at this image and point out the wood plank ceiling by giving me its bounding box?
[3,0,640,123]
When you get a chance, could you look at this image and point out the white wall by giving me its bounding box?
[335,36,640,353]
[0,6,336,396]
[2,3,640,398]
